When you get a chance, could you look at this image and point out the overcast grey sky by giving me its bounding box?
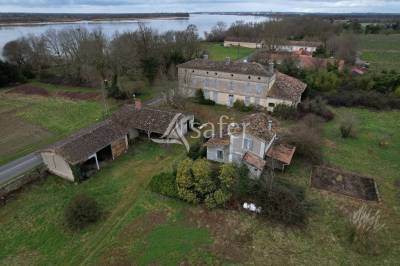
[0,0,399,13]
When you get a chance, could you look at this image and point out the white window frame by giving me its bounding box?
[243,138,253,151]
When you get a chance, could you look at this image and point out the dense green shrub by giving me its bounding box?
[299,97,334,121]
[187,140,207,160]
[176,159,237,208]
[148,172,178,198]
[0,60,26,87]
[273,104,298,120]
[233,99,254,112]
[326,90,400,110]
[65,194,102,230]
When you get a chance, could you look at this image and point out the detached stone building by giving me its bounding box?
[178,59,306,111]
[205,113,296,178]
[41,102,194,182]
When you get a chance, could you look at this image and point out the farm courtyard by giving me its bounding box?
[0,105,399,265]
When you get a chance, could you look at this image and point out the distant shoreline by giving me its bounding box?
[0,13,189,27]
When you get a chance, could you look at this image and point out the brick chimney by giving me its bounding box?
[135,99,142,110]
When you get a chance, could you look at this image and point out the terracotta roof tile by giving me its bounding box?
[267,72,307,102]
[240,113,277,142]
[44,119,126,165]
[266,144,296,165]
[177,59,272,77]
[243,152,266,170]
[112,105,184,135]
[204,135,230,147]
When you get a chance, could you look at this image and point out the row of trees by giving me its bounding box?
[206,16,342,43]
[2,24,201,93]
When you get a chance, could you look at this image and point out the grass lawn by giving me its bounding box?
[356,34,400,71]
[0,91,106,165]
[0,106,399,265]
[201,42,255,61]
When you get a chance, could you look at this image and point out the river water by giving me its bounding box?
[0,14,269,55]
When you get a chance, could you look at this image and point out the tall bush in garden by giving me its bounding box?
[176,158,199,204]
[192,158,216,195]
[176,159,238,208]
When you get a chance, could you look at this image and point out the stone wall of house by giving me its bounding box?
[41,152,75,181]
[111,136,128,159]
[277,45,318,53]
[177,67,295,111]
[178,67,275,97]
[207,145,230,163]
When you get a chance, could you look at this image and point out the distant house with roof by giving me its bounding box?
[250,50,345,71]
[205,113,295,178]
[223,38,323,53]
[177,59,307,111]
[41,102,194,182]
[224,36,263,49]
[274,40,323,53]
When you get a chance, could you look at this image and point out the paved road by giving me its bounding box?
[0,153,43,186]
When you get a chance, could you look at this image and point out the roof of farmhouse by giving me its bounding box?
[267,72,307,102]
[240,113,278,142]
[111,105,186,135]
[43,119,126,165]
[284,40,323,47]
[177,59,272,77]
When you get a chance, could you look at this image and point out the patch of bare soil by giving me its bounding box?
[99,211,167,266]
[56,91,100,101]
[184,208,254,263]
[311,166,379,201]
[8,84,50,96]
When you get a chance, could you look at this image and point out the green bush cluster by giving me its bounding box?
[64,194,102,230]
[272,104,298,120]
[176,159,238,208]
[299,97,334,121]
[148,172,178,198]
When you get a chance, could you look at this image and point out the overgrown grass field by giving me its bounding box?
[0,107,399,265]
[356,34,400,71]
[0,90,105,165]
[201,42,255,61]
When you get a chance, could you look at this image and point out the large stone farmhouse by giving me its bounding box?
[205,113,295,178]
[41,103,194,182]
[177,59,307,111]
